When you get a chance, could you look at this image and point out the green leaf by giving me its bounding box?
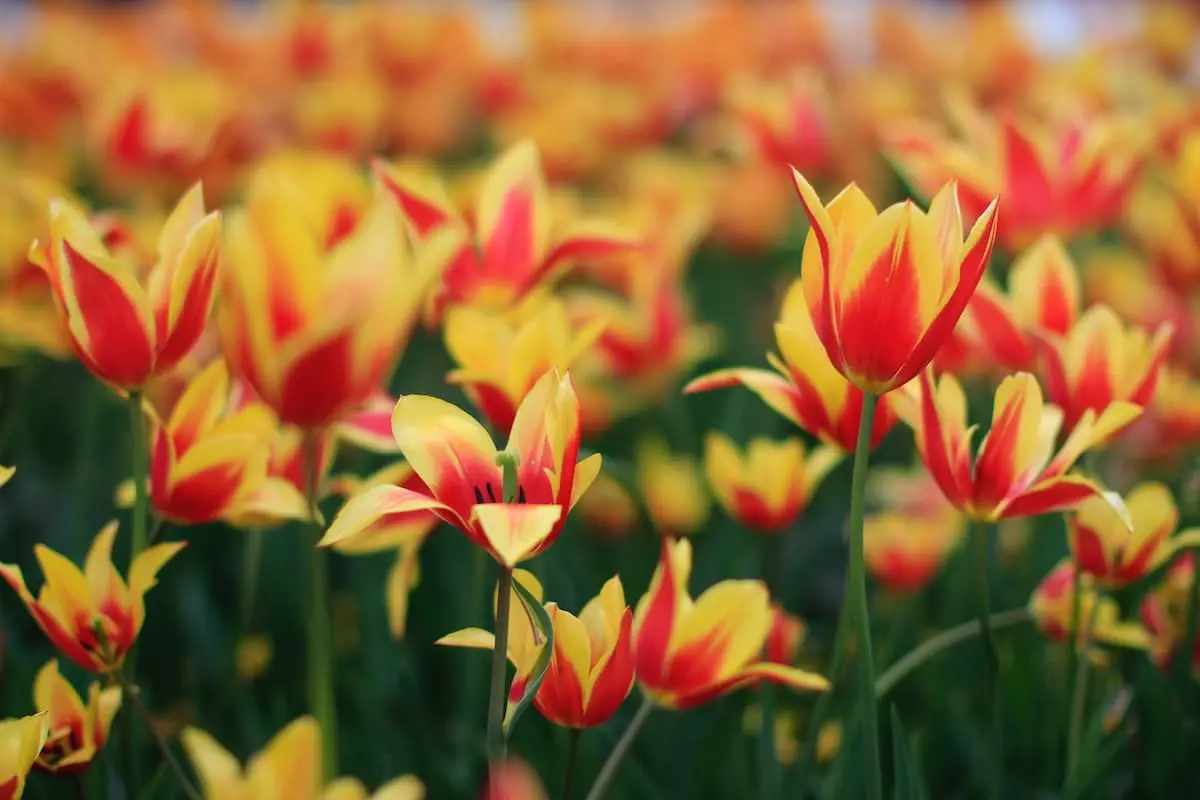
[136,761,171,800]
[502,576,555,736]
[890,705,927,800]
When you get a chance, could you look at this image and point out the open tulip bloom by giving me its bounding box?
[31,659,120,775]
[0,714,48,800]
[321,369,600,567]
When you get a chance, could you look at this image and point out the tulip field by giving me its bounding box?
[5,1,1200,798]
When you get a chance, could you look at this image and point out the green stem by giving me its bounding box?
[302,433,338,777]
[125,390,149,791]
[582,695,655,800]
[1065,599,1100,788]
[562,727,582,800]
[973,521,1002,800]
[758,683,780,800]
[111,669,201,800]
[845,391,882,800]
[240,531,264,635]
[1063,563,1084,776]
[487,567,514,767]
[874,609,1032,699]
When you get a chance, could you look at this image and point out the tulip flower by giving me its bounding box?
[440,571,635,728]
[1141,555,1200,673]
[765,605,807,666]
[1069,483,1184,587]
[725,70,831,175]
[636,438,710,537]
[863,466,965,592]
[31,184,220,390]
[182,716,425,800]
[1126,181,1200,294]
[0,714,47,800]
[376,141,633,322]
[144,359,275,524]
[444,295,605,433]
[321,369,600,567]
[686,279,899,452]
[483,760,549,800]
[902,370,1141,522]
[634,538,829,709]
[1034,305,1172,432]
[704,432,841,533]
[31,659,120,775]
[1029,560,1149,649]
[250,150,374,250]
[576,471,639,539]
[219,166,450,429]
[790,171,998,395]
[1137,367,1200,459]
[0,522,184,672]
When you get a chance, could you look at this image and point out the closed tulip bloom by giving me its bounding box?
[1069,483,1193,588]
[634,539,829,710]
[182,716,424,800]
[1029,560,1149,650]
[863,466,965,592]
[0,522,184,672]
[904,370,1141,522]
[219,169,448,429]
[636,438,710,537]
[444,296,605,433]
[0,714,48,800]
[146,359,274,524]
[440,572,635,728]
[791,171,999,394]
[704,432,842,533]
[321,369,600,567]
[686,279,899,452]
[483,761,549,800]
[1035,305,1172,431]
[31,659,120,775]
[31,184,220,389]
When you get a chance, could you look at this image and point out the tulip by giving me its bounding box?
[31,184,220,390]
[440,571,636,729]
[765,605,807,666]
[791,171,998,394]
[1141,555,1200,673]
[31,659,120,775]
[0,714,48,800]
[1029,560,1149,649]
[444,295,605,433]
[636,438,710,537]
[145,359,275,524]
[634,538,829,710]
[249,150,374,250]
[219,165,449,429]
[1035,305,1172,432]
[725,70,831,175]
[0,522,184,672]
[903,370,1141,522]
[1138,367,1200,459]
[704,432,841,533]
[687,280,899,452]
[576,471,639,539]
[182,716,425,800]
[863,466,965,592]
[1126,181,1200,294]
[1069,483,1182,587]
[376,141,633,322]
[483,760,549,800]
[321,369,600,567]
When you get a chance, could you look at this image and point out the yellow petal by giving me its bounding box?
[471,504,563,567]
[435,628,497,650]
[245,716,322,799]
[181,727,243,796]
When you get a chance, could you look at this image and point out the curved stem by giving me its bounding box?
[487,567,514,767]
[125,390,149,790]
[973,522,1002,800]
[845,392,882,800]
[1065,599,1100,788]
[111,669,201,800]
[562,727,582,800]
[874,609,1032,700]
[583,695,655,800]
[302,433,338,776]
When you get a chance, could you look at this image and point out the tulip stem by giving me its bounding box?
[125,390,150,790]
[845,391,882,800]
[487,566,514,767]
[583,695,655,800]
[1065,599,1100,788]
[972,522,1002,800]
[757,683,781,800]
[1063,564,1084,774]
[562,727,582,800]
[302,433,338,777]
[111,668,201,800]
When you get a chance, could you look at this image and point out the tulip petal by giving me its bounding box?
[336,394,401,454]
[244,717,321,800]
[999,474,1107,520]
[471,504,563,567]
[477,140,550,285]
[436,627,497,650]
[320,485,450,549]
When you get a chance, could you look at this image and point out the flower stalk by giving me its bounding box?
[302,433,337,776]
[973,521,1002,800]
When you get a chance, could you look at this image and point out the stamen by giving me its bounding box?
[486,484,498,503]
[474,486,485,504]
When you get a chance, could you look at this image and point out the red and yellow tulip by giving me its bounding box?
[636,438,710,538]
[704,432,841,533]
[863,467,965,592]
[634,538,829,710]
[791,171,998,394]
[182,716,424,800]
[249,150,374,250]
[1069,482,1187,587]
[219,165,447,429]
[764,605,807,666]
[576,471,639,539]
[483,760,549,800]
[0,714,48,800]
[686,279,899,452]
[903,370,1140,522]
[443,295,605,433]
[1141,555,1200,673]
[1136,367,1200,459]
[440,571,635,729]
[31,183,220,389]
[31,659,120,775]
[1029,559,1149,649]
[321,369,599,567]
[376,141,633,322]
[0,522,184,672]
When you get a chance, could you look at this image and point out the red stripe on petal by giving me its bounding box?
[154,244,219,374]
[534,636,588,728]
[482,186,536,285]
[582,610,635,727]
[159,462,247,524]
[276,328,358,428]
[1068,524,1111,580]
[999,476,1102,520]
[635,540,680,691]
